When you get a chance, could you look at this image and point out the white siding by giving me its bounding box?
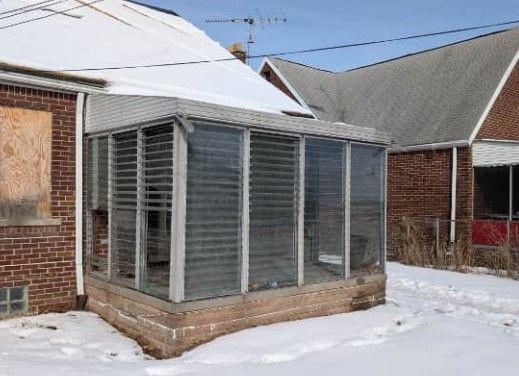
[473,142,519,167]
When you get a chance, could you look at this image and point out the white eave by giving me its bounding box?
[0,69,107,94]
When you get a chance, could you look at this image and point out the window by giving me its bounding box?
[304,139,345,283]
[87,137,109,274]
[111,131,138,288]
[474,167,510,220]
[0,286,27,315]
[141,125,174,299]
[350,144,385,275]
[0,107,52,222]
[249,133,299,290]
[184,124,243,300]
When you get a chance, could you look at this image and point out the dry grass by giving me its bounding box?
[390,217,519,279]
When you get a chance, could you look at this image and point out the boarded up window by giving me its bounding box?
[0,107,52,220]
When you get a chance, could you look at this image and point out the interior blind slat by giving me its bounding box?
[249,133,299,291]
[184,124,243,301]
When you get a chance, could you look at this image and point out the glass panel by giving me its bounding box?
[141,125,174,299]
[304,139,345,284]
[513,166,519,220]
[9,286,25,301]
[87,137,109,274]
[0,288,6,303]
[0,303,7,314]
[350,144,385,275]
[184,124,243,300]
[10,301,26,313]
[249,133,299,290]
[474,167,509,220]
[111,132,138,287]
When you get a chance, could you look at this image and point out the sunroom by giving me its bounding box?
[83,94,388,354]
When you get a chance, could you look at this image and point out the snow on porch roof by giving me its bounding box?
[0,0,311,116]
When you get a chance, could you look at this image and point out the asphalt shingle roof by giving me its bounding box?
[268,28,519,147]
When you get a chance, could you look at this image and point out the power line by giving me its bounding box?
[0,0,56,17]
[53,18,519,72]
[0,0,69,21]
[0,0,103,30]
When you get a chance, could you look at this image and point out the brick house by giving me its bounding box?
[1,0,390,358]
[259,28,519,253]
[0,64,106,316]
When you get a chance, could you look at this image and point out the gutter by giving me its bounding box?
[0,70,106,94]
[389,140,468,153]
[75,93,86,305]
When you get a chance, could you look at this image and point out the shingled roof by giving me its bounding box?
[264,28,519,147]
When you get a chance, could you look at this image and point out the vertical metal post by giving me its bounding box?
[297,137,305,286]
[381,148,388,273]
[241,129,250,293]
[135,129,145,291]
[170,124,188,302]
[449,146,458,244]
[107,135,113,281]
[344,142,351,279]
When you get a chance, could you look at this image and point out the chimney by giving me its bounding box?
[227,43,246,64]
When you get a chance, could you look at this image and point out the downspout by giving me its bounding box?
[450,146,458,243]
[75,92,86,304]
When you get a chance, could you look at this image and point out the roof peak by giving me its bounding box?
[344,27,518,73]
[270,27,518,74]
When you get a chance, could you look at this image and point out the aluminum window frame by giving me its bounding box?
[86,117,387,303]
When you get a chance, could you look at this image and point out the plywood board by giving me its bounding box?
[0,107,52,219]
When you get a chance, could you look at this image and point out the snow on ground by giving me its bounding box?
[1,263,518,376]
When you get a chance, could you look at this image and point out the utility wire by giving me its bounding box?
[0,0,103,30]
[0,0,56,17]
[0,2,517,72]
[52,18,519,72]
[0,0,69,21]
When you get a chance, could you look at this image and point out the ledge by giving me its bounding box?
[0,218,62,227]
[85,273,387,314]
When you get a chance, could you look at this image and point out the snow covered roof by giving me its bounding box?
[0,0,310,116]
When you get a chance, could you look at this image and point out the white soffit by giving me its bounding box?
[473,141,519,167]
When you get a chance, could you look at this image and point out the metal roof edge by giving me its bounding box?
[0,70,107,94]
[258,58,317,118]
[468,48,519,144]
[85,93,390,145]
[389,140,469,153]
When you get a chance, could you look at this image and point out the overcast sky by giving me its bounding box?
[141,0,518,71]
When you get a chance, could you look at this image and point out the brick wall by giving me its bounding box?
[86,274,385,358]
[0,83,77,315]
[476,63,519,140]
[387,147,473,253]
[260,63,299,102]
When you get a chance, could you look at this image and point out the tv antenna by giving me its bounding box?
[205,12,287,64]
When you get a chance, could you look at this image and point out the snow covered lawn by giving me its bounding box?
[1,263,518,376]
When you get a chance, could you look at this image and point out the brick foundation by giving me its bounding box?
[0,84,77,315]
[85,274,385,358]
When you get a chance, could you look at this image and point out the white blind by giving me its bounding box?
[111,131,138,287]
[141,125,174,299]
[184,124,243,300]
[249,132,299,290]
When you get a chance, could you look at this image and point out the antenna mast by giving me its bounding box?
[205,13,287,64]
